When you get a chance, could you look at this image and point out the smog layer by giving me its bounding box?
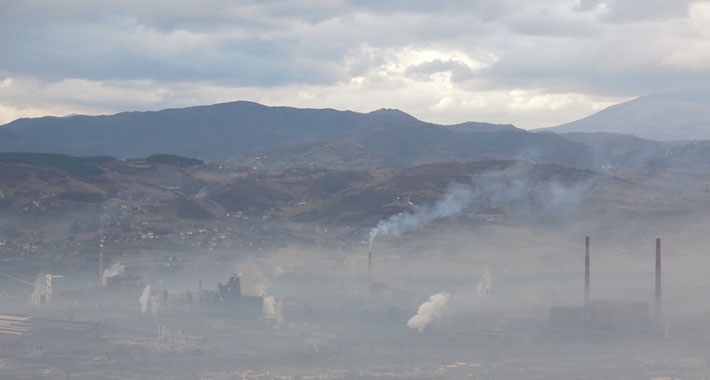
[3,137,710,379]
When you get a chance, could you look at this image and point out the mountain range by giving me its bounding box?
[0,101,590,169]
[2,90,710,173]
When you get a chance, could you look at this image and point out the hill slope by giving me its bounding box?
[0,156,639,233]
[2,153,708,257]
[248,124,592,170]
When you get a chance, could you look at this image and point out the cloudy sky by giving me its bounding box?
[1,0,709,128]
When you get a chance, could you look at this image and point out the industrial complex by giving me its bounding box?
[1,234,709,379]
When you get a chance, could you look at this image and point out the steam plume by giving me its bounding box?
[476,267,492,297]
[102,261,125,286]
[140,284,151,314]
[30,274,47,306]
[262,296,284,324]
[407,292,450,332]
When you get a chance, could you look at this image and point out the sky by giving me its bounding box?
[0,0,709,128]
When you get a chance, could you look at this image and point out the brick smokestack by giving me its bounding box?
[368,250,372,285]
[585,236,590,306]
[99,236,104,287]
[655,238,661,319]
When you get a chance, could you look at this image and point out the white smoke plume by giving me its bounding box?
[476,268,492,297]
[368,164,594,249]
[32,274,44,296]
[102,261,125,286]
[262,296,284,324]
[140,284,151,315]
[407,292,450,332]
[195,187,209,199]
[369,184,474,250]
[29,273,46,306]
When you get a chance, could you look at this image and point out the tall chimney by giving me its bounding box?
[655,238,661,319]
[585,236,590,306]
[368,251,372,285]
[99,236,104,286]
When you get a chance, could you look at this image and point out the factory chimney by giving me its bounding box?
[655,238,661,319]
[99,236,105,287]
[368,250,372,285]
[585,236,590,306]
[197,278,202,304]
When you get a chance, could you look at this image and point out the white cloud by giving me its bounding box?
[661,2,710,71]
[0,0,707,128]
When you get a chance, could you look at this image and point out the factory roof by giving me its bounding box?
[0,314,99,340]
[0,314,32,338]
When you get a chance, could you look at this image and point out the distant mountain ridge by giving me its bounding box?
[7,98,710,173]
[0,101,589,169]
[0,101,371,159]
[544,89,710,140]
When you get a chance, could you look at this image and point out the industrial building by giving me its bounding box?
[199,274,263,318]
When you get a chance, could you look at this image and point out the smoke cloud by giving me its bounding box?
[102,261,125,286]
[407,292,450,332]
[368,164,593,249]
[369,184,474,250]
[476,267,492,297]
[139,284,151,315]
[195,187,209,199]
[30,274,46,306]
[262,296,284,324]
